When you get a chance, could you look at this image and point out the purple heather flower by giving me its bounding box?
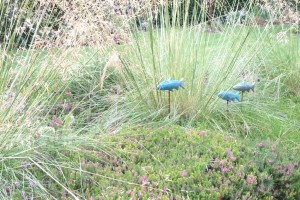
[94,162,99,168]
[126,190,134,195]
[113,157,118,164]
[89,197,94,200]
[64,103,71,111]
[273,165,282,170]
[258,188,264,193]
[105,155,109,161]
[294,163,298,167]
[21,191,27,197]
[164,186,171,192]
[15,181,20,187]
[138,191,143,197]
[140,175,149,185]
[222,168,229,173]
[268,159,274,163]
[246,175,257,185]
[286,163,295,175]
[66,89,72,97]
[225,148,236,160]
[29,180,38,188]
[257,142,265,147]
[225,148,232,155]
[219,160,225,166]
[53,115,63,125]
[21,161,28,169]
[198,186,203,190]
[153,182,158,187]
[181,170,187,176]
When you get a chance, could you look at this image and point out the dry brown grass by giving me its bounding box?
[33,0,160,48]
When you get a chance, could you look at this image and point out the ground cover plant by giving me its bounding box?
[0,0,299,199]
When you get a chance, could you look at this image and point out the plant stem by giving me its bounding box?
[241,91,244,102]
[209,0,213,32]
[227,100,229,112]
[168,91,171,117]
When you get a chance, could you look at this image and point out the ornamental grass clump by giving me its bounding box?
[98,0,299,137]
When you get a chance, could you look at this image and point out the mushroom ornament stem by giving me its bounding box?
[217,91,240,111]
[233,81,255,101]
[168,90,171,115]
[157,78,184,116]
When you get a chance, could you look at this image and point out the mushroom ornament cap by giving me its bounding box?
[157,78,184,92]
[233,82,255,92]
[218,91,241,102]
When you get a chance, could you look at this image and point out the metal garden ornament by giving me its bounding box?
[233,81,255,101]
[157,78,184,116]
[217,91,241,111]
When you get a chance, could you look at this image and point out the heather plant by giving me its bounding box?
[28,127,299,199]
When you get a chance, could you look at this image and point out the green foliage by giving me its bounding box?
[7,127,298,199]
[264,32,300,97]
[0,0,299,199]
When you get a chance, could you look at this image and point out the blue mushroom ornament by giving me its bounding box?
[157,78,184,92]
[218,91,241,102]
[157,78,184,116]
[218,91,240,111]
[233,82,255,92]
[233,81,255,101]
